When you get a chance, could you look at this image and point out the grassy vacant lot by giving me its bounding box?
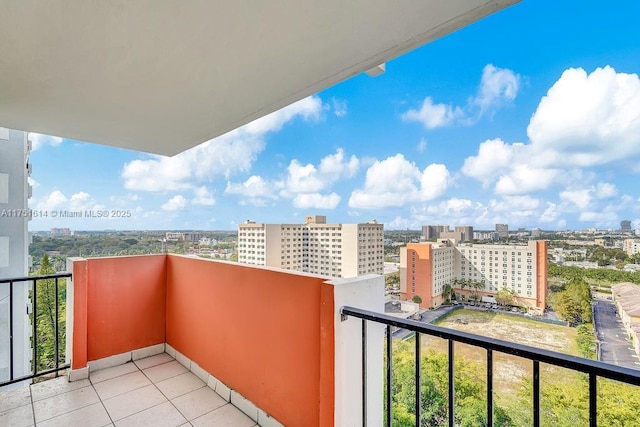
[418,308,580,403]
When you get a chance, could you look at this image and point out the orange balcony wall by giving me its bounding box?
[70,255,166,368]
[69,254,339,427]
[165,255,334,427]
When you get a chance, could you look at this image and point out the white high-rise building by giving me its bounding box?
[0,128,33,387]
[238,215,384,278]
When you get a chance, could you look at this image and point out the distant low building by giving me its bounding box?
[563,261,599,269]
[474,231,498,241]
[165,232,185,242]
[50,228,72,236]
[623,239,640,257]
[611,283,640,358]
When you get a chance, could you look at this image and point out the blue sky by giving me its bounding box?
[28,1,640,231]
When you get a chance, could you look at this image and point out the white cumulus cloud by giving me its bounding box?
[348,154,449,209]
[402,64,520,129]
[401,97,464,129]
[29,133,63,151]
[161,195,187,211]
[527,66,640,167]
[35,190,103,212]
[461,139,525,185]
[494,165,559,195]
[192,186,215,206]
[122,96,324,192]
[461,65,640,197]
[36,190,67,211]
[292,193,341,209]
[225,176,275,198]
[473,64,521,114]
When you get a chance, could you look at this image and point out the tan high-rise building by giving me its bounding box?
[495,223,509,239]
[238,215,384,278]
[400,240,548,312]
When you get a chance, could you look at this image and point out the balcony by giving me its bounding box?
[1,254,640,426]
[1,254,385,426]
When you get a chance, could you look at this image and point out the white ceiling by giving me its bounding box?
[0,1,518,156]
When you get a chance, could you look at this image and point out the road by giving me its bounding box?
[593,297,640,370]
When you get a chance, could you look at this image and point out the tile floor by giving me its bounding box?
[0,353,259,427]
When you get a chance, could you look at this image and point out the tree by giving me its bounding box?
[442,282,454,303]
[469,281,484,302]
[386,272,400,289]
[551,278,592,324]
[575,324,595,358]
[389,341,514,426]
[496,287,516,306]
[31,254,66,372]
[412,295,423,304]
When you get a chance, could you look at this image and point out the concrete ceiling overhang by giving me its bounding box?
[0,1,518,156]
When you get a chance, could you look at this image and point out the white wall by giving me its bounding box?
[329,274,385,427]
[0,128,31,387]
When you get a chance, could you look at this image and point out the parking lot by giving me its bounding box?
[593,294,640,370]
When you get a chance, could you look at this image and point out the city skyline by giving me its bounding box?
[25,1,640,231]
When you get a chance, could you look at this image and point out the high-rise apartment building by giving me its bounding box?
[422,225,473,242]
[621,220,632,232]
[400,240,547,312]
[0,128,33,386]
[495,223,509,239]
[421,225,449,240]
[238,215,384,278]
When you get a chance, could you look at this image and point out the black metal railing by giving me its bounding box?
[341,306,640,427]
[0,273,72,387]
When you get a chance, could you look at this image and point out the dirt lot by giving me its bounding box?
[418,308,580,400]
[435,309,578,354]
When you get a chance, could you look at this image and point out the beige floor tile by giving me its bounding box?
[90,362,139,384]
[102,384,166,421]
[171,386,226,420]
[143,361,188,383]
[0,403,34,427]
[0,385,31,412]
[33,385,99,423]
[93,371,151,400]
[156,372,205,400]
[30,377,90,402]
[37,402,111,427]
[191,404,255,427]
[114,401,186,427]
[134,353,174,370]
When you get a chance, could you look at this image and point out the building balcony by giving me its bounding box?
[1,254,385,426]
[2,254,640,426]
